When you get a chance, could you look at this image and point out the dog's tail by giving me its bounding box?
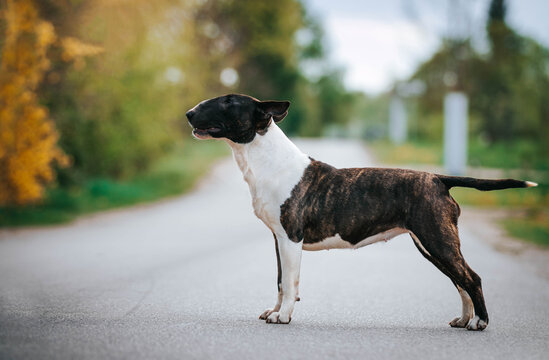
[436,175,538,191]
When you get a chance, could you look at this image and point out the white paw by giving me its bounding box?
[449,316,472,328]
[466,315,488,331]
[265,311,291,324]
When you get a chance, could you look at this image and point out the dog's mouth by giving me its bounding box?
[192,127,222,139]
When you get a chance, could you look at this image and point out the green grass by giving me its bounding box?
[449,186,548,208]
[370,139,548,171]
[0,140,229,227]
[368,141,442,166]
[503,211,549,247]
[469,139,548,170]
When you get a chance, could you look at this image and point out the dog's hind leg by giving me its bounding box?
[410,233,474,328]
[450,285,474,327]
[259,234,283,320]
[450,258,488,331]
[264,233,302,324]
[409,226,488,331]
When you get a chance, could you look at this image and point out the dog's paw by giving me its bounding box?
[259,308,275,320]
[265,312,291,324]
[466,315,488,331]
[449,316,472,328]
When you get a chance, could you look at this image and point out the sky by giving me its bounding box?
[304,0,549,95]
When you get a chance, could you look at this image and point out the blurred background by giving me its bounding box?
[0,0,547,245]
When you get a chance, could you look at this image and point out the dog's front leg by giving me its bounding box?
[264,234,302,324]
[259,234,283,320]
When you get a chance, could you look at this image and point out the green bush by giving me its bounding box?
[0,141,228,227]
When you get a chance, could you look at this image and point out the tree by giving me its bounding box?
[193,0,354,135]
[475,0,520,140]
[470,0,548,142]
[40,0,200,180]
[0,0,68,205]
[407,0,549,150]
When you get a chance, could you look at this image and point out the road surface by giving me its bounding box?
[1,139,548,360]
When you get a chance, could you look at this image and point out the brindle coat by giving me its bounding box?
[186,93,536,330]
[279,159,531,325]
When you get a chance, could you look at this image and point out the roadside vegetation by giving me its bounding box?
[0,141,228,227]
[370,140,548,171]
[504,212,549,247]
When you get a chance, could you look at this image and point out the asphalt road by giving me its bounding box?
[1,139,548,360]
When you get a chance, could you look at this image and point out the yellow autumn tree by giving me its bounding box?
[0,0,103,206]
[0,0,69,205]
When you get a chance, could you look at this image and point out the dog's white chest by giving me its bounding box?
[229,124,310,232]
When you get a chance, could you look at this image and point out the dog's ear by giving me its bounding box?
[258,101,290,122]
[255,100,290,134]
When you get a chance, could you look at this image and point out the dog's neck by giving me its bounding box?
[226,123,310,227]
[227,123,309,184]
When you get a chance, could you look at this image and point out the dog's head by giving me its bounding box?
[186,94,290,143]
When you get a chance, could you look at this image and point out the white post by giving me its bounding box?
[389,96,407,144]
[444,92,468,175]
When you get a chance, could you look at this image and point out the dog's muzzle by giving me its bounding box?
[191,126,222,139]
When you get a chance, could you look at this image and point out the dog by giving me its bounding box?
[186,94,537,331]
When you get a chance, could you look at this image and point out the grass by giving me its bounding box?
[368,139,549,247]
[449,186,548,208]
[370,139,548,171]
[503,211,549,247]
[369,141,442,166]
[468,139,548,170]
[0,140,229,228]
[451,188,549,248]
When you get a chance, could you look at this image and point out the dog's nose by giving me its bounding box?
[186,110,195,120]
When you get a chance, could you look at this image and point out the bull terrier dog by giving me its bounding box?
[186,94,537,331]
